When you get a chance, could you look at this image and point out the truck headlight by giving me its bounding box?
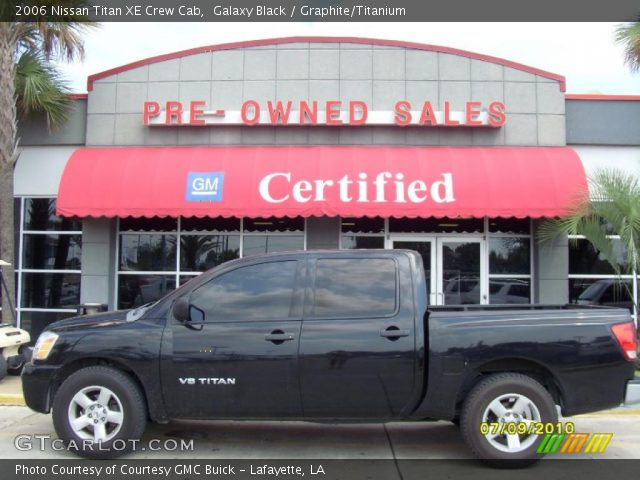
[32,331,59,361]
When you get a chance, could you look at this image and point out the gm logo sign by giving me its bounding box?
[186,172,224,202]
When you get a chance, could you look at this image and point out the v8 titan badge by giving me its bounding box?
[186,172,224,202]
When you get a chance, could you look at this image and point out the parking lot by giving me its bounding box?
[0,405,638,460]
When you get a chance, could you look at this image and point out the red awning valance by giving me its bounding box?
[56,146,587,219]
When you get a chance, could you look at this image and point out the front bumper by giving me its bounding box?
[624,379,640,406]
[21,362,60,413]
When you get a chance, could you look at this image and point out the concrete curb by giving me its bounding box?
[0,394,26,407]
[576,408,640,416]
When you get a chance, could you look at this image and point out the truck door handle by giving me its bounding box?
[264,330,295,344]
[380,326,410,340]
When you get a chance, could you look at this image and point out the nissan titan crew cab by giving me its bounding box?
[22,250,640,465]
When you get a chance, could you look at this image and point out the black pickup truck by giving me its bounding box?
[22,249,639,465]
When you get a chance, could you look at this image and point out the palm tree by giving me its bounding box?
[538,169,640,323]
[0,4,95,324]
[615,21,640,72]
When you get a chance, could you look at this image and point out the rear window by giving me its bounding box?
[311,258,397,318]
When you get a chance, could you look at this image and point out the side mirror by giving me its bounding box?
[173,296,190,323]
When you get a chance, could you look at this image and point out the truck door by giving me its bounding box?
[163,259,304,418]
[298,254,419,418]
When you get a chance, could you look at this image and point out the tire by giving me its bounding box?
[0,355,7,381]
[8,349,27,375]
[460,373,557,468]
[52,366,147,459]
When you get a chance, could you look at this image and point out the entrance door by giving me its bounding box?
[389,237,486,305]
[389,238,437,306]
[437,238,486,305]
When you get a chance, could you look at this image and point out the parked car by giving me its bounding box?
[575,278,634,312]
[22,250,639,465]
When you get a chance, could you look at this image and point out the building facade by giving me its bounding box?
[12,37,640,339]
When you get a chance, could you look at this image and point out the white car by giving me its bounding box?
[0,324,31,380]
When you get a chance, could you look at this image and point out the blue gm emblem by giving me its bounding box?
[186,172,224,202]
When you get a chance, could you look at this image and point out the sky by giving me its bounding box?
[57,22,640,94]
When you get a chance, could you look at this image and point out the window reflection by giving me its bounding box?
[489,278,530,304]
[22,234,82,270]
[23,198,81,231]
[442,242,480,305]
[341,236,385,249]
[180,235,240,271]
[569,278,633,312]
[242,236,304,257]
[118,275,176,309]
[119,234,177,271]
[489,238,530,274]
[21,273,81,309]
[312,259,396,317]
[569,239,627,275]
[190,261,298,321]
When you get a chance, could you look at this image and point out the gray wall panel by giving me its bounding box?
[18,100,87,146]
[566,100,640,145]
[533,221,569,304]
[306,217,340,250]
[84,41,566,146]
[80,218,117,309]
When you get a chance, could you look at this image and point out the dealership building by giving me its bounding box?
[11,37,640,338]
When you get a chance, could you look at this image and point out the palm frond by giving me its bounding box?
[538,168,640,276]
[15,51,73,129]
[615,21,640,72]
[12,1,97,62]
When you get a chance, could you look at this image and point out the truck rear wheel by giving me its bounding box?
[52,366,147,459]
[460,373,557,467]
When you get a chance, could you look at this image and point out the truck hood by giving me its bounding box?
[46,310,130,333]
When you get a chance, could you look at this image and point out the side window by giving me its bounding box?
[311,258,397,318]
[189,261,299,322]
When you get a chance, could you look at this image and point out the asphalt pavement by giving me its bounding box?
[0,405,638,460]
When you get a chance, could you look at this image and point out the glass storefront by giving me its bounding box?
[568,237,636,314]
[12,208,638,337]
[116,216,305,309]
[16,198,82,340]
[342,217,533,305]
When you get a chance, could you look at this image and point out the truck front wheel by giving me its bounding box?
[52,366,147,459]
[460,373,557,467]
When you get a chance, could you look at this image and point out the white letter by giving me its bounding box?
[337,175,353,202]
[374,172,392,202]
[259,172,291,203]
[407,180,428,202]
[356,173,368,202]
[313,179,334,201]
[430,173,455,203]
[292,180,313,202]
[394,173,406,203]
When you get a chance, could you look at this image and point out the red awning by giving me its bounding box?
[56,146,587,219]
